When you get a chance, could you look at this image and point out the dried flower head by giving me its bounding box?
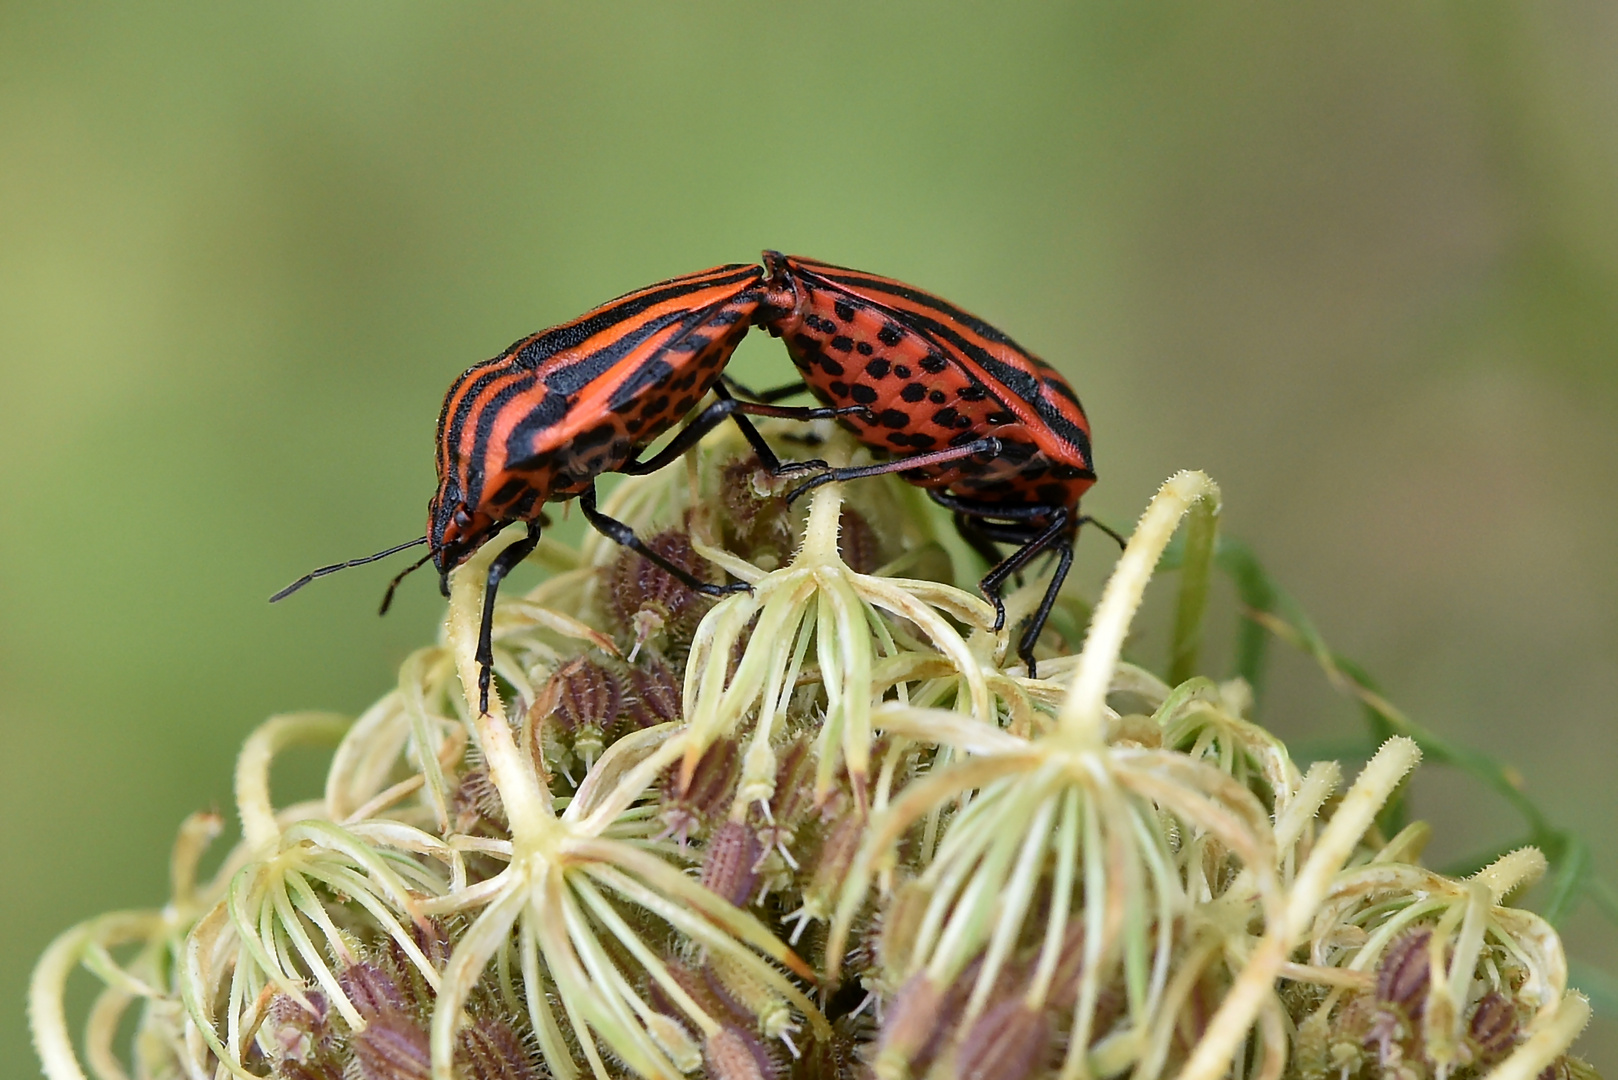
[31,424,1602,1080]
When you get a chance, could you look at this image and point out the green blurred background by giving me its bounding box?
[4,3,1616,1070]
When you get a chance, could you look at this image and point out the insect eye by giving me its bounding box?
[453,507,474,528]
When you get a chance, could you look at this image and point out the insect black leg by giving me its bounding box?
[719,376,812,403]
[475,521,542,715]
[1017,536,1074,678]
[975,509,1071,633]
[617,383,869,479]
[617,396,742,475]
[577,484,751,598]
[952,511,1008,578]
[783,437,1004,505]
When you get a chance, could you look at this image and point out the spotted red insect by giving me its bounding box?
[753,251,1121,675]
[272,262,857,711]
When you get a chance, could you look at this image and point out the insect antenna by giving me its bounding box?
[1078,516,1129,550]
[378,550,436,615]
[269,536,429,603]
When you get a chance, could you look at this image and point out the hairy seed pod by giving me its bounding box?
[955,999,1053,1080]
[264,991,338,1076]
[408,917,453,972]
[766,736,817,834]
[339,961,409,1020]
[836,506,885,574]
[706,950,795,1040]
[1466,990,1520,1063]
[659,956,750,1030]
[1376,927,1436,1016]
[352,1008,430,1080]
[702,819,763,905]
[537,656,624,768]
[604,529,717,652]
[877,970,967,1077]
[456,1015,540,1080]
[789,1013,868,1080]
[803,805,865,922]
[452,764,507,832]
[718,456,794,567]
[661,737,741,842]
[277,1060,345,1080]
[705,1025,778,1080]
[625,659,683,728]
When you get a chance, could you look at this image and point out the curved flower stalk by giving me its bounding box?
[31,811,220,1080]
[33,432,1602,1080]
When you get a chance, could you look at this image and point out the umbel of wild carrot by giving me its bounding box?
[31,424,1600,1080]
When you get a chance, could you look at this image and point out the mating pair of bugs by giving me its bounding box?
[273,252,1117,711]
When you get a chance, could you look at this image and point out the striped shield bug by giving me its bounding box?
[754,252,1122,676]
[273,262,862,712]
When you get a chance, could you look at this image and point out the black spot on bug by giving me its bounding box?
[920,353,947,373]
[879,409,909,429]
[956,415,974,428]
[856,341,874,356]
[987,411,1015,425]
[929,390,946,404]
[834,300,856,322]
[851,384,878,405]
[893,364,912,379]
[900,383,926,403]
[949,430,981,448]
[905,432,937,449]
[792,332,819,352]
[932,407,960,427]
[878,325,904,346]
[829,380,850,398]
[1051,463,1086,480]
[644,394,671,417]
[830,335,854,353]
[959,384,989,401]
[820,356,845,377]
[887,432,912,448]
[865,358,891,379]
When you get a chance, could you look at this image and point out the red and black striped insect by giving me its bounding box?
[753,252,1120,676]
[272,262,859,711]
